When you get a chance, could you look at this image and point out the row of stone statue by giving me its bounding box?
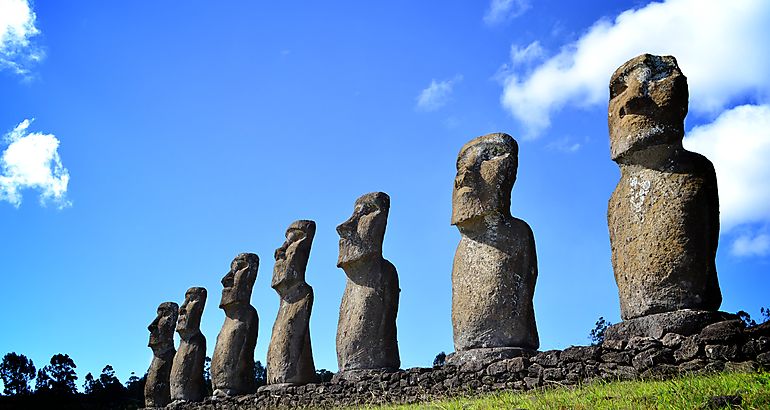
[145,192,400,407]
[144,53,723,407]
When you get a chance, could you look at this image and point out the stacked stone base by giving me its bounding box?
[166,315,769,409]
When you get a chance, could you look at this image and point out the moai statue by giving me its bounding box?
[211,253,259,396]
[266,220,317,386]
[145,302,178,408]
[450,133,539,363]
[336,192,400,372]
[608,54,721,320]
[170,287,207,402]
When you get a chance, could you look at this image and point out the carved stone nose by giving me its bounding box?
[336,217,355,237]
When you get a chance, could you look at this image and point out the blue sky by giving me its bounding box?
[1,0,769,388]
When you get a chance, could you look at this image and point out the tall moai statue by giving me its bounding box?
[336,192,400,372]
[145,302,178,408]
[170,287,207,402]
[211,253,259,396]
[608,54,721,320]
[450,133,539,363]
[266,220,317,385]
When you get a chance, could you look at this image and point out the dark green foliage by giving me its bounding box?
[761,307,770,324]
[82,372,97,395]
[97,365,125,398]
[35,354,78,395]
[738,310,757,328]
[254,361,267,388]
[589,317,612,346]
[316,369,334,383]
[124,372,145,402]
[203,356,212,395]
[433,351,446,367]
[0,352,36,395]
[34,368,51,392]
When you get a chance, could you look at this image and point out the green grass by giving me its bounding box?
[364,371,770,410]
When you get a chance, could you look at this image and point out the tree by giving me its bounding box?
[315,369,334,383]
[253,361,267,388]
[737,310,757,328]
[589,317,612,346]
[203,356,212,394]
[83,372,98,395]
[97,365,125,397]
[34,368,51,392]
[0,352,36,395]
[433,351,446,367]
[761,307,770,324]
[36,354,78,395]
[124,372,146,402]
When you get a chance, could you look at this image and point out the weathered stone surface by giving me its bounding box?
[756,352,770,367]
[632,348,673,372]
[745,321,770,338]
[533,350,560,367]
[661,333,684,348]
[445,347,532,370]
[674,336,700,362]
[626,336,662,352]
[145,302,178,408]
[211,253,259,396]
[698,320,744,344]
[336,192,400,372]
[163,314,770,410]
[171,287,208,403]
[604,310,733,341]
[678,359,707,373]
[560,346,600,362]
[741,337,769,357]
[451,133,539,353]
[607,54,721,320]
[267,220,317,386]
[601,350,633,365]
[704,344,739,361]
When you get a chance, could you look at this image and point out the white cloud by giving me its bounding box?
[484,0,531,26]
[1,119,71,208]
[684,104,770,232]
[416,75,462,112]
[500,0,770,138]
[731,232,770,257]
[0,0,42,75]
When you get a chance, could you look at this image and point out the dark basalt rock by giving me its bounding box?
[604,310,735,341]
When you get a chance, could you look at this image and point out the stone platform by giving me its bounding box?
[161,314,770,409]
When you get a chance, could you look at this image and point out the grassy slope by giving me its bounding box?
[364,371,770,410]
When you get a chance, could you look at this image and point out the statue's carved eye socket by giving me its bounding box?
[610,80,627,99]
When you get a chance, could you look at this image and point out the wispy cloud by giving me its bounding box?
[731,232,770,257]
[484,0,531,26]
[0,0,43,76]
[499,0,770,138]
[1,120,71,208]
[416,75,463,112]
[546,137,581,153]
[510,41,545,66]
[684,104,770,233]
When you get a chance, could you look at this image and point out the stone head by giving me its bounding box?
[148,301,179,355]
[176,287,207,338]
[451,133,518,226]
[337,192,390,268]
[608,54,688,162]
[272,220,316,293]
[220,253,259,309]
